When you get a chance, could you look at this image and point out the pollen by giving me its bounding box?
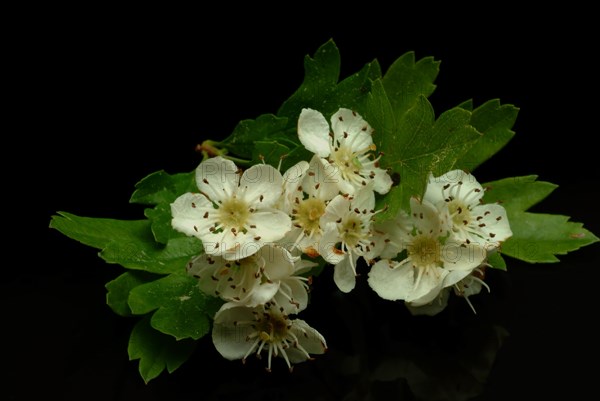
[408,235,441,267]
[218,197,250,230]
[294,197,326,234]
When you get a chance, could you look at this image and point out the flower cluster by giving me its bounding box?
[170,107,512,369]
[367,170,512,314]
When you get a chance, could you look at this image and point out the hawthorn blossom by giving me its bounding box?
[368,198,487,307]
[365,210,412,262]
[212,302,327,372]
[404,287,451,316]
[452,266,490,313]
[297,108,392,195]
[187,244,312,314]
[318,186,378,293]
[424,170,512,249]
[171,157,291,260]
[280,155,340,256]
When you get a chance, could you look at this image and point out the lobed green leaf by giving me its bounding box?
[128,274,223,340]
[106,271,161,316]
[128,316,197,383]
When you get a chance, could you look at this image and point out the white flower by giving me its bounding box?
[171,156,291,260]
[406,265,491,316]
[404,288,451,316]
[365,210,413,261]
[368,198,487,306]
[451,267,490,314]
[187,244,311,314]
[280,155,340,256]
[318,186,378,293]
[424,170,512,249]
[212,302,327,372]
[297,108,392,195]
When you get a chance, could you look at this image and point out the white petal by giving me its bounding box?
[239,164,283,207]
[187,254,221,296]
[330,108,373,151]
[368,259,414,301]
[429,169,484,207]
[259,245,295,280]
[248,282,280,306]
[371,216,410,259]
[292,320,327,353]
[333,255,357,293]
[442,242,486,272]
[442,265,472,288]
[196,156,240,202]
[472,203,513,245]
[351,185,376,211]
[372,167,393,195]
[277,226,304,253]
[320,194,350,226]
[336,179,356,196]
[247,209,292,242]
[275,278,309,314]
[303,155,340,200]
[170,192,213,239]
[424,171,446,206]
[213,230,253,259]
[298,108,331,157]
[409,198,442,236]
[318,223,345,264]
[283,160,309,188]
[458,275,485,297]
[408,287,445,307]
[406,266,447,304]
[294,258,318,275]
[406,288,451,316]
[282,161,309,212]
[212,304,257,360]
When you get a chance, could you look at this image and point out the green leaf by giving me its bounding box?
[49,212,151,250]
[128,316,197,383]
[279,145,316,172]
[500,212,599,263]
[457,99,474,111]
[375,96,481,217]
[130,170,196,206]
[106,271,160,316]
[483,175,558,213]
[252,140,291,167]
[277,39,340,119]
[100,236,202,274]
[482,176,598,263]
[365,79,396,143]
[486,251,507,271]
[381,51,439,117]
[219,114,290,160]
[278,39,381,123]
[332,60,381,113]
[128,274,223,340]
[144,203,185,244]
[455,100,519,171]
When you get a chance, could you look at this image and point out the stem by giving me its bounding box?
[195,140,252,166]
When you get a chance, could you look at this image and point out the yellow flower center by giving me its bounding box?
[330,145,362,179]
[295,198,326,234]
[218,197,250,231]
[340,216,364,248]
[408,235,441,267]
[257,311,290,343]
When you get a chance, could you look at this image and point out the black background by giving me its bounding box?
[8,8,599,401]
